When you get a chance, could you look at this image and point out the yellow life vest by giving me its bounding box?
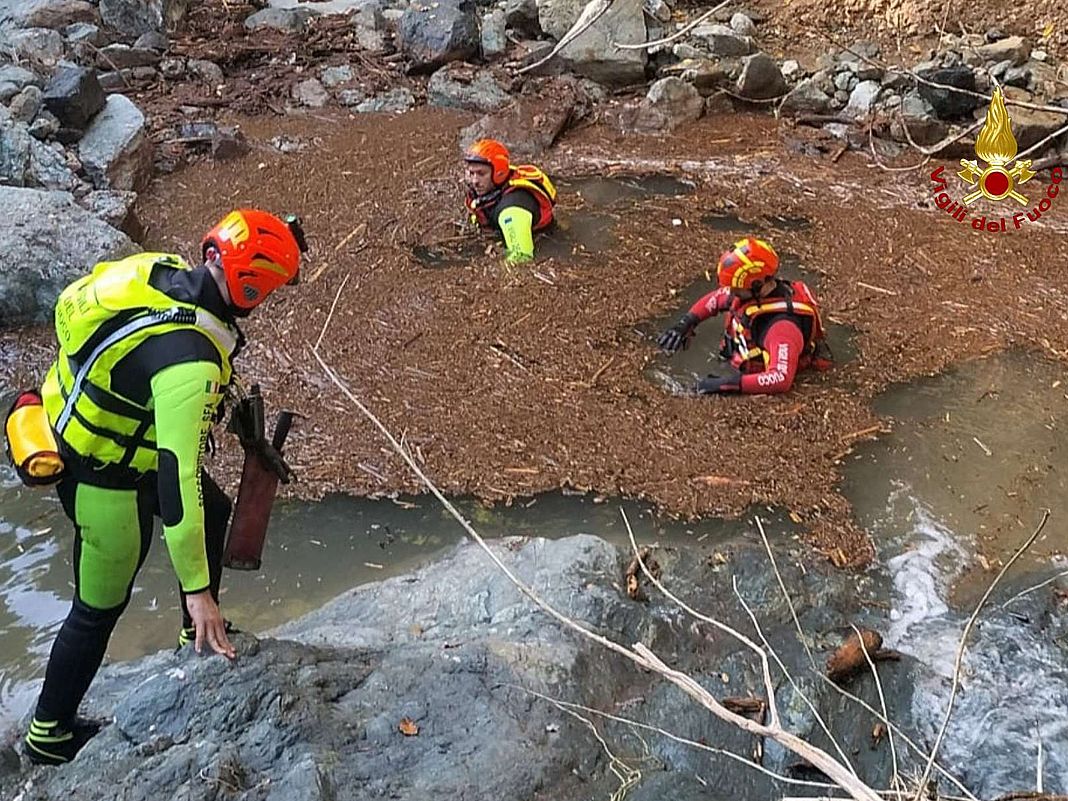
[40,252,239,474]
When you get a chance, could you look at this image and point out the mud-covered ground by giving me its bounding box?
[7,104,1064,567]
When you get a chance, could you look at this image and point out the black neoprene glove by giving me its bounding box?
[657,312,700,353]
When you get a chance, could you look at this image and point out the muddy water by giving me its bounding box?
[0,472,780,728]
[842,349,1068,606]
[841,351,1068,797]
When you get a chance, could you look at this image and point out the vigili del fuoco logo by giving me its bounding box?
[929,84,1062,232]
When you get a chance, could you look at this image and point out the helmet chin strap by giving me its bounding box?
[203,247,234,307]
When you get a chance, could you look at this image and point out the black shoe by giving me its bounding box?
[24,716,103,765]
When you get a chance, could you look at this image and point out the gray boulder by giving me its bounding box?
[2,27,65,65]
[78,93,152,191]
[888,91,947,145]
[64,20,103,41]
[0,108,78,189]
[29,109,60,139]
[735,52,786,99]
[630,75,703,132]
[187,58,224,86]
[427,63,511,112]
[689,23,753,57]
[480,8,508,57]
[291,77,329,107]
[9,85,43,124]
[0,531,918,800]
[915,65,979,118]
[244,6,316,32]
[504,0,540,37]
[0,65,43,104]
[134,30,169,50]
[779,77,833,115]
[98,66,157,91]
[729,11,756,36]
[0,186,137,328]
[15,0,97,29]
[975,34,1028,66]
[96,43,161,68]
[542,0,647,87]
[79,188,143,240]
[398,0,480,73]
[99,0,188,35]
[844,79,880,119]
[354,87,415,112]
[320,64,355,87]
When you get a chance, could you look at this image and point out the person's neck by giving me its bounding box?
[206,261,232,306]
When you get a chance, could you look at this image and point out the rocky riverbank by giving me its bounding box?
[0,528,921,800]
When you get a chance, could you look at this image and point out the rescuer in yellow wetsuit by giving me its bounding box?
[463,138,557,263]
[22,209,307,766]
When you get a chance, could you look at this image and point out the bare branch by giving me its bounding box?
[1017,120,1068,162]
[516,0,613,75]
[851,623,900,791]
[613,0,731,50]
[551,702,643,799]
[622,509,778,725]
[913,509,1052,801]
[999,568,1068,610]
[518,687,844,792]
[755,517,814,668]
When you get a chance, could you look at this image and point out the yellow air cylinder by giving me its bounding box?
[5,391,65,486]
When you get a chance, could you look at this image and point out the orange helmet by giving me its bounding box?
[716,237,779,292]
[464,139,511,186]
[202,209,307,312]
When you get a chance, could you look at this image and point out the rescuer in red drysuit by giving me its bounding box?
[657,236,831,395]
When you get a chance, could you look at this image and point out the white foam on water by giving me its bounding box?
[879,486,1068,797]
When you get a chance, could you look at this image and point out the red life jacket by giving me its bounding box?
[465,165,557,232]
[721,280,827,373]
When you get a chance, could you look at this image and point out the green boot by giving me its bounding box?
[24,716,102,765]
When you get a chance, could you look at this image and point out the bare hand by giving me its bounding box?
[184,591,236,660]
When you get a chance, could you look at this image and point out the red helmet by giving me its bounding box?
[202,209,307,311]
[716,237,779,292]
[464,139,511,186]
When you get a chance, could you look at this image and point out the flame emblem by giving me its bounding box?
[957,84,1036,205]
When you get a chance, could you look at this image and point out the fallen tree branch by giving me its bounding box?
[852,624,900,791]
[516,0,613,74]
[913,509,1052,801]
[624,512,877,790]
[633,644,883,801]
[998,568,1068,610]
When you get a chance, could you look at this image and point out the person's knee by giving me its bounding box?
[66,596,125,634]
